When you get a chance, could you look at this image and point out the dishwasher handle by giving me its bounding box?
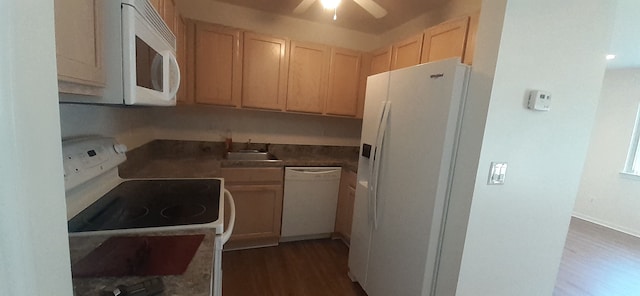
[285,167,342,181]
[288,168,340,174]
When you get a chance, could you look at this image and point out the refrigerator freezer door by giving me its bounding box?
[363,59,469,296]
[348,181,371,286]
[349,71,390,285]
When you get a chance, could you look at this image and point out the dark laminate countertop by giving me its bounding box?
[69,229,215,296]
[119,140,359,179]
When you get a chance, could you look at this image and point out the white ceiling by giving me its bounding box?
[606,0,640,69]
[210,0,448,34]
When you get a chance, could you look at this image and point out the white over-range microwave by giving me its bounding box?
[61,0,180,106]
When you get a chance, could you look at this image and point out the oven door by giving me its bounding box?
[121,3,179,106]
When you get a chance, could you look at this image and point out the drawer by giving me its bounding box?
[220,167,284,184]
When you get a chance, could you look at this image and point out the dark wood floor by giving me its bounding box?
[554,217,640,296]
[223,219,640,296]
[222,239,367,296]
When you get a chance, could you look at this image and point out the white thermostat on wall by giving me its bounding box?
[527,90,552,111]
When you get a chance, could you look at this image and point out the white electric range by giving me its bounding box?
[63,137,235,296]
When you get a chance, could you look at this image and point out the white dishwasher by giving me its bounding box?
[281,167,342,242]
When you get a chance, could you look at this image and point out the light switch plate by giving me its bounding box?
[488,162,508,185]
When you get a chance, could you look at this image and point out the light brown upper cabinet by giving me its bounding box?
[149,0,162,12]
[370,46,392,75]
[326,48,361,117]
[286,41,330,114]
[242,32,289,111]
[158,0,175,33]
[54,0,105,96]
[421,16,470,64]
[175,15,188,103]
[463,12,480,65]
[391,33,424,70]
[153,0,188,102]
[192,22,242,107]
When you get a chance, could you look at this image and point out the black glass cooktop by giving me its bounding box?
[68,179,221,233]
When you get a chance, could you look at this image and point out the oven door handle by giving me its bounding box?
[221,189,236,245]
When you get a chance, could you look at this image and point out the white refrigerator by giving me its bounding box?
[348,59,470,296]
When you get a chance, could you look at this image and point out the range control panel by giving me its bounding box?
[62,137,127,191]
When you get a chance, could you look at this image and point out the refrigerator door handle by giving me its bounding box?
[368,102,385,227]
[370,101,391,229]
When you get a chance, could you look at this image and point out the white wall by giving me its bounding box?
[0,1,73,295]
[453,0,615,295]
[146,105,362,146]
[59,104,156,149]
[574,68,640,237]
[606,0,640,69]
[59,104,363,148]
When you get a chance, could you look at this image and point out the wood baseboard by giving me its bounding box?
[223,236,279,251]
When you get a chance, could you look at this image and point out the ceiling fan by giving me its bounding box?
[293,0,388,19]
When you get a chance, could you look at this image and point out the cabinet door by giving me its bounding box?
[370,46,392,75]
[224,184,283,250]
[242,32,289,111]
[54,0,105,94]
[463,12,480,65]
[193,22,242,107]
[175,15,189,103]
[149,0,163,12]
[421,16,470,64]
[391,33,424,70]
[326,48,361,117]
[161,0,175,34]
[286,41,330,114]
[334,170,357,244]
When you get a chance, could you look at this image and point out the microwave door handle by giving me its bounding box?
[167,53,181,100]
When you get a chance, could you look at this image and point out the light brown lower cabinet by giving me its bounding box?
[222,167,284,250]
[333,169,357,245]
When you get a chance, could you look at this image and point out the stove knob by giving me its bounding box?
[113,144,128,154]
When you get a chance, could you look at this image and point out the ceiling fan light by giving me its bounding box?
[320,0,341,10]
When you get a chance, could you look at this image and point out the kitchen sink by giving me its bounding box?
[225,150,280,161]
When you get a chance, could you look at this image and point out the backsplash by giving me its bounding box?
[59,104,362,149]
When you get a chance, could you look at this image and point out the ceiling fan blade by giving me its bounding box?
[293,0,317,14]
[353,0,388,18]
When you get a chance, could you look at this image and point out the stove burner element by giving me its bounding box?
[116,206,150,222]
[168,182,211,194]
[85,203,149,226]
[68,179,221,233]
[161,204,207,219]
